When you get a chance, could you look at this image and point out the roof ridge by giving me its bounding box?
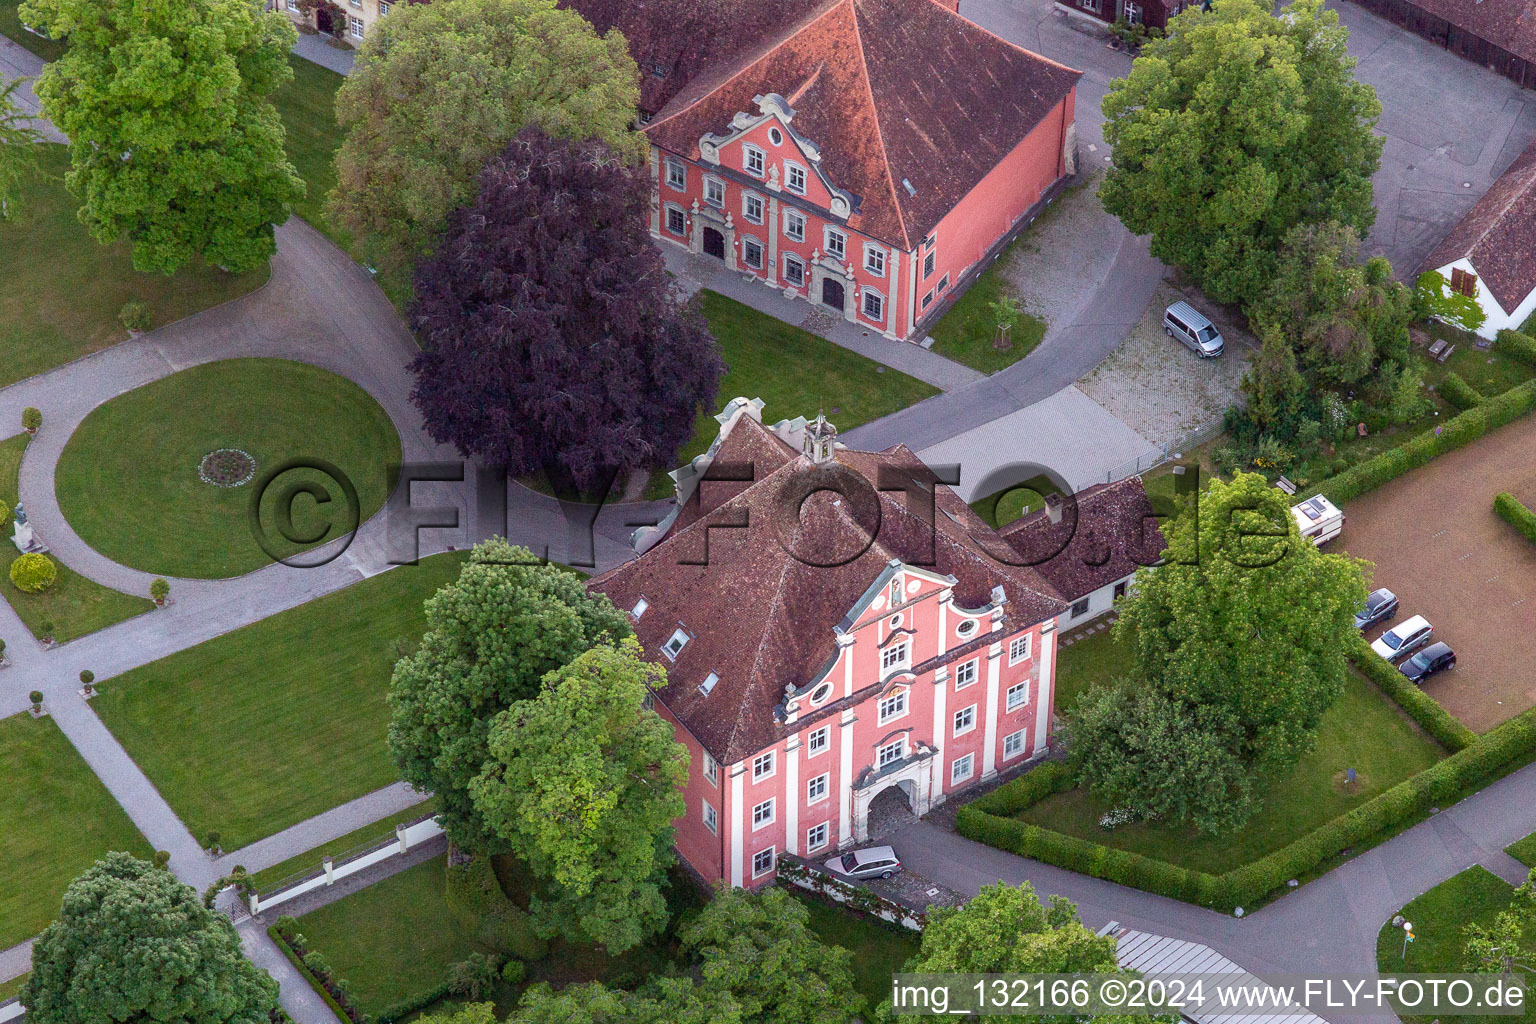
[849,0,913,250]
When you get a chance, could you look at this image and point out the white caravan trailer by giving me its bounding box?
[1291,494,1344,546]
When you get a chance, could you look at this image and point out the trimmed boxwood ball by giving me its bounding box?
[10,552,58,593]
[21,407,41,431]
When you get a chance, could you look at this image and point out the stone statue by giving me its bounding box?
[11,501,46,554]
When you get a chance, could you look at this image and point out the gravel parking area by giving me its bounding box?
[1075,282,1254,446]
[1341,415,1536,731]
[995,169,1117,333]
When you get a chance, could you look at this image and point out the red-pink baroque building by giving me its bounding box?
[567,0,1082,342]
[588,400,1094,887]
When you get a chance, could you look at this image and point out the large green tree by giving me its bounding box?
[23,852,279,1024]
[387,538,630,854]
[470,638,686,954]
[20,0,303,273]
[0,79,44,220]
[508,978,741,1024]
[1110,472,1366,823]
[679,886,860,1024]
[1099,0,1382,307]
[328,0,643,279]
[880,882,1170,1024]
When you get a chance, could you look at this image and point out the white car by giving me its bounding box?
[1370,614,1433,662]
[824,845,902,881]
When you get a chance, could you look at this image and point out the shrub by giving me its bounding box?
[1494,492,1536,545]
[150,577,170,603]
[444,853,546,961]
[119,300,152,333]
[1437,371,1482,411]
[9,551,58,593]
[21,407,40,431]
[965,761,1073,817]
[38,619,55,641]
[204,830,222,851]
[28,690,42,709]
[1350,637,1475,751]
[1495,328,1536,368]
[501,958,525,985]
[447,952,500,1000]
[79,670,94,686]
[1415,270,1487,332]
[373,982,453,1024]
[0,498,10,529]
[0,638,7,658]
[154,851,171,868]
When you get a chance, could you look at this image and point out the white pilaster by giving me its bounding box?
[840,633,856,699]
[1034,623,1057,756]
[981,646,1002,779]
[837,709,856,847]
[766,195,779,282]
[729,762,746,887]
[883,248,902,339]
[785,736,802,856]
[930,667,949,798]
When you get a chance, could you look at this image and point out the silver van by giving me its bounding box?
[1164,301,1225,358]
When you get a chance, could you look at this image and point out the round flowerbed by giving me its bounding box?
[10,552,58,593]
[55,359,401,579]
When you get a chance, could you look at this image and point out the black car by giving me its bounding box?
[1355,588,1399,631]
[1399,641,1455,684]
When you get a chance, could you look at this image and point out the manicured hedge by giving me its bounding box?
[1494,491,1536,545]
[1351,637,1476,752]
[1495,329,1536,368]
[1437,371,1482,411]
[1319,379,1536,504]
[965,761,1074,816]
[444,854,546,962]
[374,981,453,1024]
[957,699,1536,912]
[268,923,364,1024]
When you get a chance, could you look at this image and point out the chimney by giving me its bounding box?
[1044,492,1065,524]
[804,411,838,464]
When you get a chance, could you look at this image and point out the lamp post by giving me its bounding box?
[1402,920,1415,961]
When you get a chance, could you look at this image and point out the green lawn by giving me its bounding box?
[926,267,1047,375]
[1421,322,1536,398]
[0,974,27,1003]
[269,54,348,248]
[55,359,401,579]
[1375,866,1534,1024]
[1052,626,1136,716]
[968,473,1062,529]
[0,146,269,389]
[0,433,155,642]
[248,801,437,892]
[91,553,466,849]
[0,713,152,949]
[1022,667,1446,874]
[1509,832,1536,869]
[795,893,919,1013]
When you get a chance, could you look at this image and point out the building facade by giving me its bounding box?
[1057,0,1187,32]
[588,399,1073,886]
[274,0,398,46]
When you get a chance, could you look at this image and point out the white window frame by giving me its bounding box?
[1003,729,1026,761]
[806,821,830,852]
[808,725,830,756]
[877,687,907,724]
[664,204,686,237]
[862,288,885,324]
[743,144,766,178]
[753,750,776,781]
[877,738,906,769]
[863,244,886,277]
[783,252,806,287]
[703,799,718,834]
[662,628,689,661]
[742,192,764,225]
[952,752,975,784]
[807,772,829,803]
[954,659,978,690]
[741,235,764,270]
[953,704,977,737]
[752,798,776,830]
[378,0,391,13]
[1006,680,1030,712]
[348,14,364,38]
[923,247,936,280]
[348,0,361,9]
[1009,634,1032,665]
[880,642,909,675]
[703,751,718,785]
[786,162,808,195]
[752,847,776,877]
[665,158,686,191]
[703,176,726,208]
[824,227,847,260]
[783,208,806,243]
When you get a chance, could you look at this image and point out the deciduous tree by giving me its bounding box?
[1100,0,1382,307]
[387,538,630,854]
[23,852,279,1024]
[328,0,644,279]
[0,79,43,220]
[409,128,723,494]
[510,978,740,1024]
[20,0,303,273]
[470,639,687,954]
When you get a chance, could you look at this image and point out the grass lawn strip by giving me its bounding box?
[247,801,438,893]
[55,359,402,579]
[925,267,1047,375]
[92,553,466,850]
[1051,626,1135,717]
[0,433,154,642]
[1509,832,1536,869]
[1374,865,1534,1024]
[269,55,348,248]
[0,146,268,389]
[1018,654,1444,875]
[0,974,27,1003]
[0,713,153,949]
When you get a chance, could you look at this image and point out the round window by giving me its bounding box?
[889,614,902,628]
[769,127,784,146]
[956,619,977,638]
[810,682,833,705]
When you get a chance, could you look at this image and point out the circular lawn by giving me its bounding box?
[56,359,402,579]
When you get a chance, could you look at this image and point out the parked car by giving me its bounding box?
[1164,301,1225,358]
[824,845,902,881]
[1370,614,1433,661]
[1354,588,1399,631]
[1399,641,1456,684]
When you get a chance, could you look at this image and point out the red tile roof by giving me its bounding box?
[998,478,1165,603]
[577,0,1080,250]
[1406,0,1536,63]
[587,416,1067,764]
[1419,137,1536,312]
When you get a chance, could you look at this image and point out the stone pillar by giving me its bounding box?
[729,762,746,887]
[843,262,857,322]
[322,856,335,885]
[785,735,802,855]
[883,249,902,339]
[929,666,949,801]
[981,645,1002,780]
[1062,120,1078,176]
[688,199,703,255]
[723,212,738,273]
[1034,621,1057,756]
[766,195,780,285]
[837,709,856,847]
[396,822,409,854]
[648,150,661,236]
